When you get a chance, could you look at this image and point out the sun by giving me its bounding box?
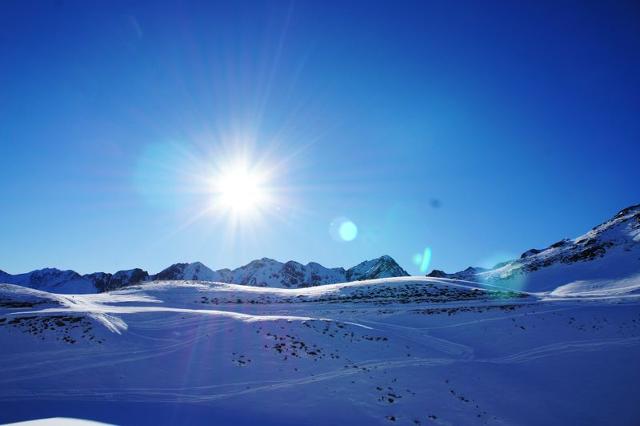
[211,164,270,214]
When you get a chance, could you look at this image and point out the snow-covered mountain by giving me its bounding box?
[152,262,221,282]
[220,258,348,288]
[0,268,95,294]
[0,256,409,293]
[428,204,640,293]
[85,269,149,293]
[0,268,150,295]
[346,255,410,281]
[218,255,409,288]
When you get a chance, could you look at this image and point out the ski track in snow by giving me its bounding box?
[3,334,639,404]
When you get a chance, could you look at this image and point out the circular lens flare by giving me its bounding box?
[339,221,358,241]
[330,217,358,242]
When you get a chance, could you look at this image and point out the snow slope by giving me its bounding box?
[1,277,639,425]
[429,204,640,294]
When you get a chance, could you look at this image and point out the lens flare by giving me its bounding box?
[413,247,432,273]
[339,221,358,241]
[474,251,527,293]
[330,217,358,242]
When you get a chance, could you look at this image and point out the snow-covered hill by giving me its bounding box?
[1,277,639,425]
[428,204,640,293]
[0,256,409,294]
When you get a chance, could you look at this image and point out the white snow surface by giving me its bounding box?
[5,418,114,426]
[1,276,639,425]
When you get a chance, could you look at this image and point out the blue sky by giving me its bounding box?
[1,1,639,275]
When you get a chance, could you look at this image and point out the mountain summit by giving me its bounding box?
[0,255,409,294]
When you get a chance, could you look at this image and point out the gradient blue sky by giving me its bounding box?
[1,1,639,275]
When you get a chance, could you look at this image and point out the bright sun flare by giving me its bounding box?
[212,166,269,214]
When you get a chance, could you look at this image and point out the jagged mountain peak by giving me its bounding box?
[347,255,409,281]
[152,262,218,282]
[87,268,150,293]
[610,203,640,221]
[254,257,280,264]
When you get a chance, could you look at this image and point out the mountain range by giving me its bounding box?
[2,204,638,296]
[0,255,409,294]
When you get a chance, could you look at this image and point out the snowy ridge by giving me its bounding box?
[428,204,640,293]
